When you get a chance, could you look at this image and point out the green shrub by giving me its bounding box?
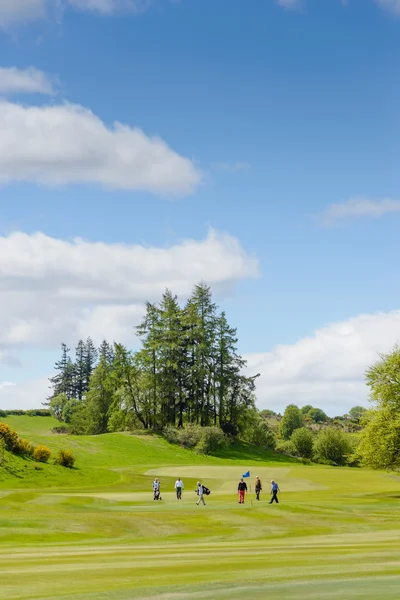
[26,409,52,417]
[163,425,180,445]
[275,439,295,456]
[195,426,227,455]
[290,427,314,459]
[52,426,71,434]
[54,449,75,468]
[178,424,203,449]
[249,419,276,450]
[33,444,51,463]
[313,427,352,466]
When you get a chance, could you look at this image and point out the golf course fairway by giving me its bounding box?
[1,416,400,599]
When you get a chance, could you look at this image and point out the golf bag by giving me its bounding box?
[202,486,211,496]
[154,488,162,500]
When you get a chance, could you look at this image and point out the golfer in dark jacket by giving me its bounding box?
[255,476,262,501]
[238,478,247,504]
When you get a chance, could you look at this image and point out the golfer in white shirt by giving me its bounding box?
[175,477,184,499]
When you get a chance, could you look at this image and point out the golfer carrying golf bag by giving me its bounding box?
[153,478,161,500]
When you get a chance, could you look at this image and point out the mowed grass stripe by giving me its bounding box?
[2,417,400,598]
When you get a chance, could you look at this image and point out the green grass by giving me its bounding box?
[1,416,400,599]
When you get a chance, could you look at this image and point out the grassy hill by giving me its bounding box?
[1,416,400,599]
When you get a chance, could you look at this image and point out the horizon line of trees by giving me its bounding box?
[47,283,260,437]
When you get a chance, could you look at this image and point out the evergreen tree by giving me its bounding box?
[158,290,185,427]
[184,283,217,425]
[84,337,98,392]
[136,302,162,429]
[85,354,114,434]
[48,283,260,436]
[74,340,86,400]
[48,343,75,400]
[99,340,114,366]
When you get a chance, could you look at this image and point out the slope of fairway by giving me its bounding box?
[0,415,287,490]
[2,416,400,599]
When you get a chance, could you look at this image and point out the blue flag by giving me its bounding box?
[242,471,250,478]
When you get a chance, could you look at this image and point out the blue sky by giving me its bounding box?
[0,0,400,414]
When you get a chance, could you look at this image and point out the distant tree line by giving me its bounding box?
[47,284,260,438]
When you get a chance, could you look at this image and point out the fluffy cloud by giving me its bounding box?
[0,0,167,27]
[318,197,400,225]
[0,67,55,96]
[0,378,47,410]
[4,308,400,412]
[375,0,400,15]
[68,0,151,15]
[0,228,259,362]
[0,0,47,28]
[0,100,200,194]
[275,0,400,16]
[245,310,400,415]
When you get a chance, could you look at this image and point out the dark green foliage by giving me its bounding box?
[301,405,314,415]
[357,346,400,470]
[195,426,227,455]
[51,283,258,437]
[275,439,295,456]
[49,393,69,421]
[62,398,81,424]
[0,409,51,417]
[260,409,278,419]
[163,423,227,455]
[348,405,367,422]
[290,427,314,459]
[314,427,352,466]
[52,426,70,434]
[307,407,329,423]
[25,409,52,417]
[279,404,303,440]
[48,344,75,401]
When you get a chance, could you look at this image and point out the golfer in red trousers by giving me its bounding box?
[238,478,248,504]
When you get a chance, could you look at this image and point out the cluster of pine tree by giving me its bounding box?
[47,284,259,436]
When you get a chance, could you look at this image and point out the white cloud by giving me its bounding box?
[211,162,250,173]
[68,0,151,15]
[0,377,47,410]
[375,0,400,16]
[0,100,200,195]
[0,67,55,96]
[246,310,400,416]
[0,0,168,28]
[0,228,259,362]
[0,381,16,391]
[318,197,400,225]
[0,0,47,28]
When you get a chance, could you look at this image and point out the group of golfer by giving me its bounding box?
[152,476,280,505]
